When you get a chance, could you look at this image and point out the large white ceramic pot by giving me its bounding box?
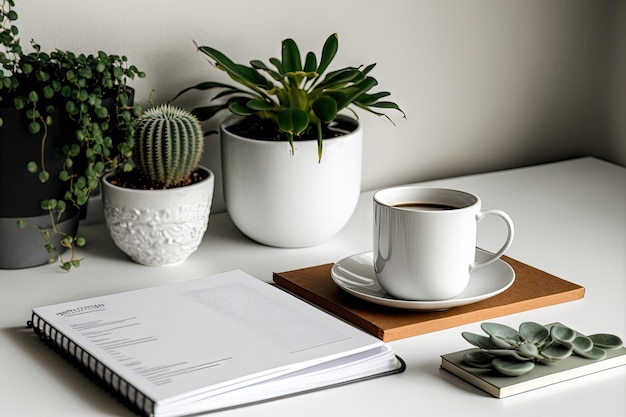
[221,116,362,248]
[101,167,214,266]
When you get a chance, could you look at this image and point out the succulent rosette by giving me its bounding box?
[461,322,623,376]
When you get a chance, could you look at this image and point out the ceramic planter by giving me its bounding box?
[102,167,214,266]
[0,94,134,269]
[220,116,362,248]
[0,107,82,269]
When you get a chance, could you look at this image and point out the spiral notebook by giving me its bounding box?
[28,270,404,417]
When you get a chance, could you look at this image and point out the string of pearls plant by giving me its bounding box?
[1,0,144,270]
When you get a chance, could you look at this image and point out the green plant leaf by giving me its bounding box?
[269,57,284,74]
[366,100,406,115]
[312,96,337,123]
[329,77,378,110]
[172,81,246,102]
[519,322,549,344]
[551,325,576,344]
[492,358,535,376]
[483,349,529,360]
[229,101,254,116]
[518,343,542,359]
[251,60,283,81]
[354,91,391,106]
[13,96,25,110]
[588,334,624,350]
[462,332,500,349]
[38,170,49,183]
[191,104,229,121]
[489,335,516,348]
[41,199,56,210]
[281,38,302,73]
[315,121,323,163]
[233,64,274,90]
[361,63,377,77]
[28,120,41,134]
[94,106,108,119]
[197,45,272,89]
[317,33,338,77]
[277,108,308,135]
[246,99,274,111]
[315,67,363,90]
[541,343,573,360]
[462,350,494,368]
[481,323,519,339]
[571,335,594,354]
[303,52,317,74]
[575,346,607,360]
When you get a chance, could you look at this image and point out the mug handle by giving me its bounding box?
[469,209,514,272]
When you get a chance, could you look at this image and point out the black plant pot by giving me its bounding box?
[0,106,81,269]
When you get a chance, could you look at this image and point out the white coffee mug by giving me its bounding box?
[373,187,514,301]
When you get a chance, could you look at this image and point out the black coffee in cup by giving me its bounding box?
[392,202,458,211]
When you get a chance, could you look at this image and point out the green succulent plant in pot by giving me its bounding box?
[102,103,215,266]
[0,0,144,270]
[175,33,405,247]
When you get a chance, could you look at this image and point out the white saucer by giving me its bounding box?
[330,249,515,311]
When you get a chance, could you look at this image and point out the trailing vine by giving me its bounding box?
[1,0,145,270]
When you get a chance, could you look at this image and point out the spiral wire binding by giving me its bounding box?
[28,313,156,417]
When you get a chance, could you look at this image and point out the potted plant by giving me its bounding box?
[174,33,405,247]
[0,0,144,270]
[101,103,215,267]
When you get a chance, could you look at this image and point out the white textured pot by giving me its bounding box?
[221,116,362,248]
[101,167,214,266]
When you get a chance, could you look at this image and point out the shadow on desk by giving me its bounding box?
[4,325,135,416]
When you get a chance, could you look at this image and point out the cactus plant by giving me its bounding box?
[461,322,623,376]
[133,104,204,188]
[103,103,214,266]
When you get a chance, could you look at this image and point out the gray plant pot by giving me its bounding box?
[0,106,80,269]
[0,214,79,269]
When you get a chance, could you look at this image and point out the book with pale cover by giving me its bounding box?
[440,346,626,398]
[441,326,626,399]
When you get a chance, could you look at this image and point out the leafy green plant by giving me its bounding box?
[461,322,623,376]
[132,103,204,188]
[173,33,405,161]
[1,0,145,270]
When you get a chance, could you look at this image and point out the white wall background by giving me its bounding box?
[16,0,625,212]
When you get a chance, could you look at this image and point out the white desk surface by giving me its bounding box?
[1,157,624,417]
